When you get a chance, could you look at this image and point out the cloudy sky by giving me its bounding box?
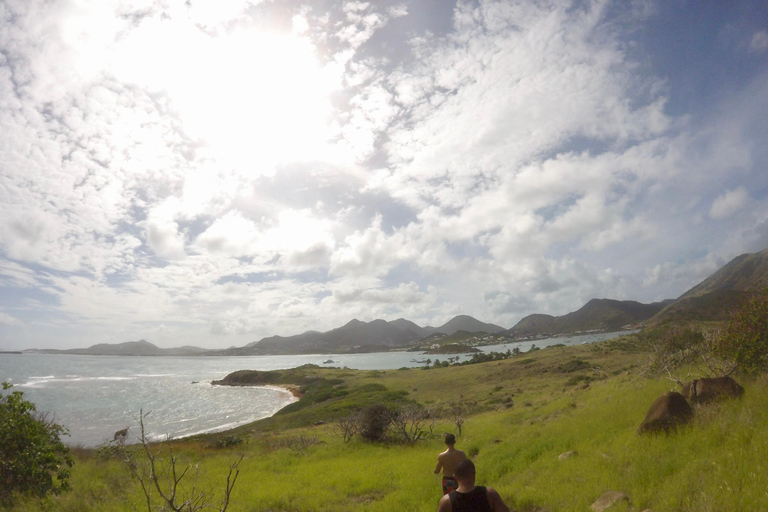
[1,0,767,350]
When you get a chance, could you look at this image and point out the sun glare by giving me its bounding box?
[114,19,338,176]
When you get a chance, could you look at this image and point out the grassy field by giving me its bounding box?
[8,335,768,511]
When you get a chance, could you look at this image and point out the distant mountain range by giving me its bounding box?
[504,298,674,339]
[215,314,506,355]
[27,248,768,356]
[30,340,211,357]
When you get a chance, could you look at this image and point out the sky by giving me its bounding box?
[0,0,767,351]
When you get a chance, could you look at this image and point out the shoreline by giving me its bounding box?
[262,384,303,399]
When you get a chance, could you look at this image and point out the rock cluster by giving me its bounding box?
[637,376,744,435]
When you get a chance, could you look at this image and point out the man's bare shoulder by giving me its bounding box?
[436,493,452,512]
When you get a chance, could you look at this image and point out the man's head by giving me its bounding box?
[454,459,476,483]
[444,433,456,446]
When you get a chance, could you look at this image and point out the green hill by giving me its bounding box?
[650,248,768,325]
[505,298,671,338]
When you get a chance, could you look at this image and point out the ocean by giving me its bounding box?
[0,331,630,447]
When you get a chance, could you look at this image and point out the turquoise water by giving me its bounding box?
[0,331,630,447]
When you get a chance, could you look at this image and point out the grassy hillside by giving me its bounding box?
[9,336,768,512]
[649,248,768,326]
[679,248,768,299]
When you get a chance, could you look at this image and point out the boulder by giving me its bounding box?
[591,491,629,511]
[681,376,744,404]
[637,391,693,435]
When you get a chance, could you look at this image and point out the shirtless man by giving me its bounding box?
[436,459,510,512]
[434,433,466,495]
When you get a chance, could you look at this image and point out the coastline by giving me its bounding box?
[263,384,303,400]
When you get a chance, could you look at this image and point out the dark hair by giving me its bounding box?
[454,459,476,479]
[444,433,456,445]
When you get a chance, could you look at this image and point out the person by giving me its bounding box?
[436,459,510,512]
[434,433,466,495]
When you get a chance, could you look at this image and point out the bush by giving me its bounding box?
[359,404,392,442]
[716,290,768,375]
[642,324,729,384]
[205,434,245,449]
[0,382,73,505]
[557,359,592,373]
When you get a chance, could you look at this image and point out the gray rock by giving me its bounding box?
[591,491,629,512]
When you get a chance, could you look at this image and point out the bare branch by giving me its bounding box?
[119,408,244,512]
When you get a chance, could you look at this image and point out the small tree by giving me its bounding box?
[391,406,428,445]
[643,324,736,385]
[333,414,360,443]
[448,404,465,437]
[0,382,73,506]
[121,410,242,512]
[715,290,768,375]
[358,404,392,442]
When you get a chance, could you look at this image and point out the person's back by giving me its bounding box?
[437,459,510,512]
[436,446,466,477]
[434,434,467,494]
[448,485,493,512]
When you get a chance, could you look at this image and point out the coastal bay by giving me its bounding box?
[0,331,626,447]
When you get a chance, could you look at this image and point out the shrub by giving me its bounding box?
[565,375,593,387]
[279,435,323,452]
[0,382,73,506]
[642,324,734,384]
[391,405,428,444]
[716,290,768,375]
[205,435,244,449]
[557,359,592,373]
[359,404,392,442]
[334,414,360,443]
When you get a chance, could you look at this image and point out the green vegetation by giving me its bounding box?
[0,383,73,507]
[6,318,768,511]
[715,290,768,374]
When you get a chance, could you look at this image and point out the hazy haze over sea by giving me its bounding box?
[1,332,628,447]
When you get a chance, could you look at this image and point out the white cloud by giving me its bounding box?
[195,212,260,257]
[337,4,387,50]
[369,4,672,228]
[710,187,749,220]
[0,311,21,326]
[145,199,187,260]
[750,31,768,54]
[388,5,408,19]
[330,215,415,277]
[332,281,425,304]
